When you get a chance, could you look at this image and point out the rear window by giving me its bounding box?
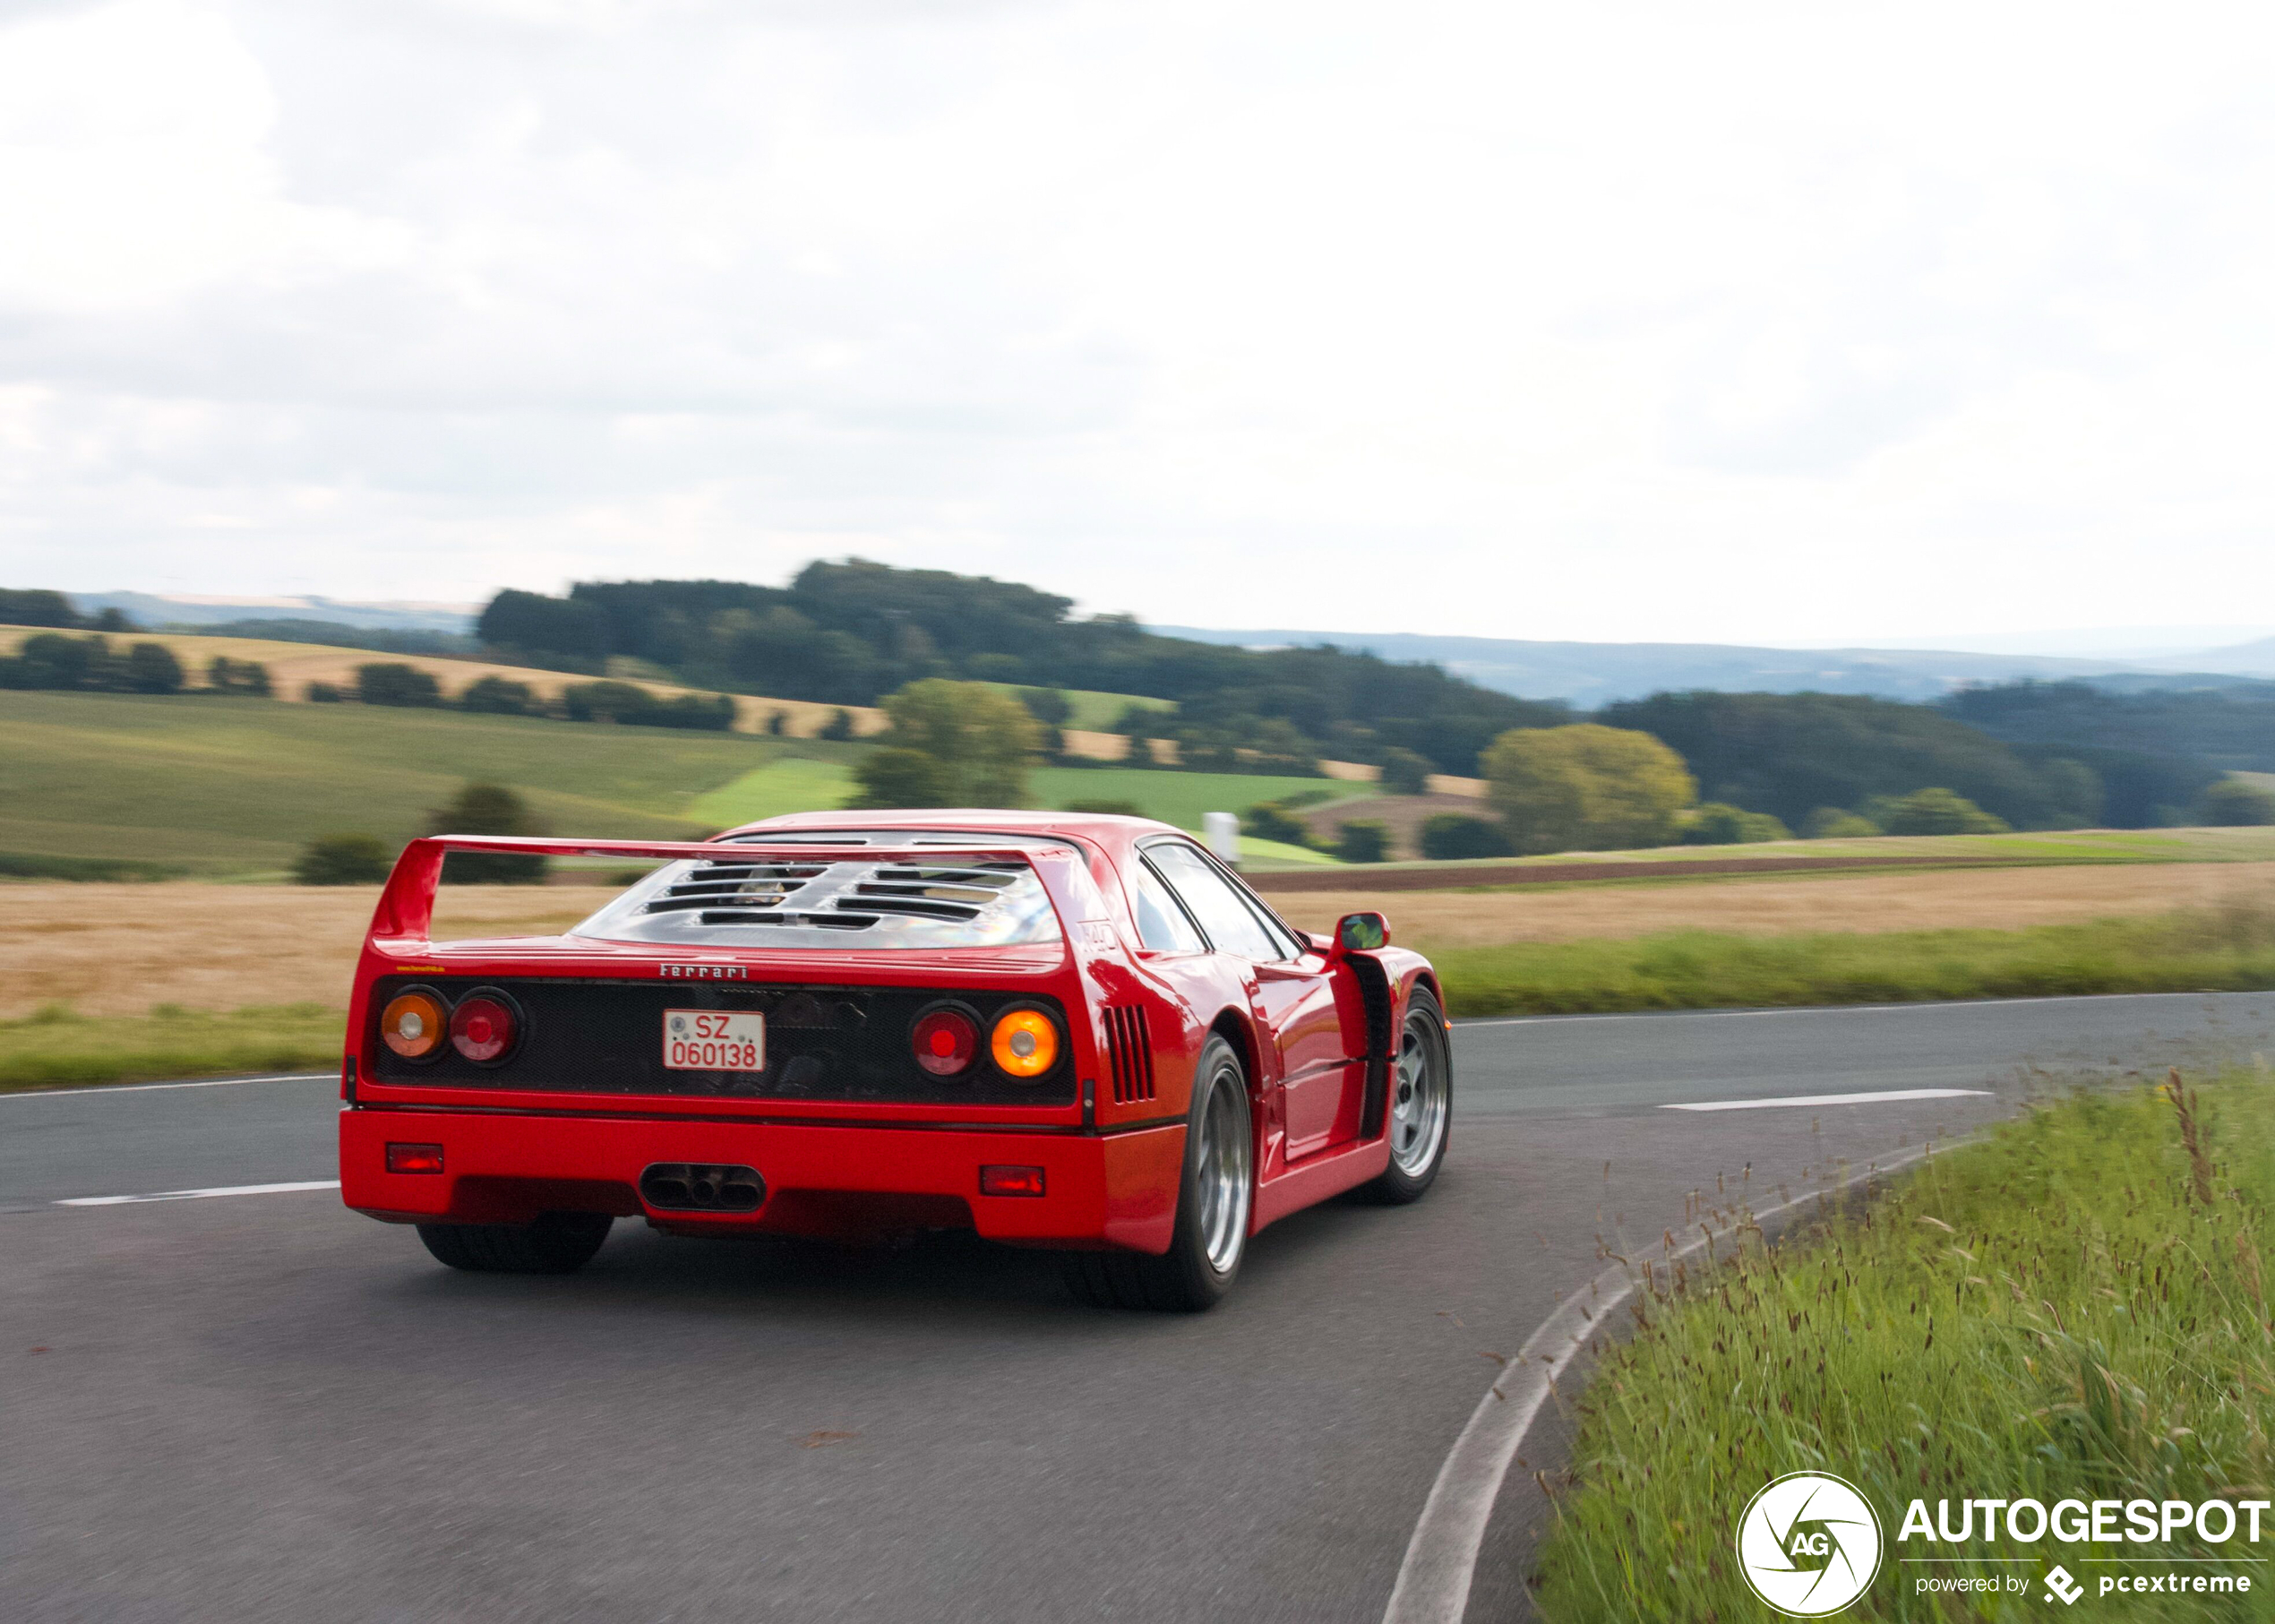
[571,830,1065,950]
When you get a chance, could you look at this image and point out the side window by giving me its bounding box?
[1146,843,1284,962]
[1130,860,1206,953]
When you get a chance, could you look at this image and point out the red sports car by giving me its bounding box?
[338,811,1451,1310]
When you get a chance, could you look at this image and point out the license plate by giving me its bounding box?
[663,1010,766,1072]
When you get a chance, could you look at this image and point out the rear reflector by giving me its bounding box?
[386,1143,445,1174]
[979,1164,1045,1198]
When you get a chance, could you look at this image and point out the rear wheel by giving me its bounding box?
[416,1212,614,1275]
[1359,989,1450,1204]
[1062,1034,1252,1311]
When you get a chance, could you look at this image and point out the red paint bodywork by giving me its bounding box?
[337,812,1441,1255]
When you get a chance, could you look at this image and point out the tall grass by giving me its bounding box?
[0,1002,340,1089]
[1535,1064,2275,1620]
[1432,902,2275,1018]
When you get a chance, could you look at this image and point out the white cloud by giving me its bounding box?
[0,0,2269,643]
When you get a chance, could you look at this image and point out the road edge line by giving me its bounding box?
[0,1073,333,1102]
[1380,1141,1940,1624]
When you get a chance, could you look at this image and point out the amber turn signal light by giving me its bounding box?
[380,989,448,1061]
[980,1164,1044,1198]
[990,1008,1060,1079]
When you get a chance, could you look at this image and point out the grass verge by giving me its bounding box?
[1535,1066,2275,1620]
[0,1003,341,1090]
[1429,906,2275,1018]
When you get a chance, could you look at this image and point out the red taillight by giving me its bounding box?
[386,1143,444,1174]
[911,1007,979,1078]
[979,1164,1045,1198]
[449,992,519,1064]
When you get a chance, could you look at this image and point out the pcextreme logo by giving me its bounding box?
[1736,1472,1884,1617]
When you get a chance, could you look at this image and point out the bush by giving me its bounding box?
[207,656,272,696]
[622,692,736,731]
[356,662,440,707]
[561,679,650,722]
[457,675,538,716]
[1062,798,1143,816]
[764,709,789,736]
[292,833,393,885]
[1017,687,1073,726]
[1420,813,1515,860]
[849,747,954,809]
[1241,801,1317,847]
[2200,778,2275,827]
[1678,803,1792,846]
[1335,820,1390,864]
[819,708,856,741]
[124,642,185,694]
[426,782,546,883]
[1378,746,1434,796]
[304,681,344,702]
[1876,786,2011,835]
[1800,806,1879,838]
[4,632,123,690]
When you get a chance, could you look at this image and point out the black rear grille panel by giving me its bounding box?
[368,976,1076,1106]
[1104,1004,1156,1105]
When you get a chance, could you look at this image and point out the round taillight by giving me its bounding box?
[990,1008,1060,1080]
[911,1007,979,1078]
[449,992,519,1065]
[380,990,447,1061]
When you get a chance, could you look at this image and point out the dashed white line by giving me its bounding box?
[0,1073,331,1102]
[56,1180,340,1207]
[1665,1087,1992,1112]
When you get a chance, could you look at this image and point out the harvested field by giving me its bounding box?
[0,886,591,1018]
[1271,859,2275,948]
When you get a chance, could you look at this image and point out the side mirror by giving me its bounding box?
[1334,912,1389,953]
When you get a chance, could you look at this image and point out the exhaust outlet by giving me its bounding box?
[640,1162,765,1213]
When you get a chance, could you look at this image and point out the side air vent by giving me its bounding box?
[1103,1005,1156,1105]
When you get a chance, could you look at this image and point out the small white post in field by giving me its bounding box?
[1203,811,1240,867]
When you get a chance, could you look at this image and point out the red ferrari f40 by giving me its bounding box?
[339,812,1451,1310]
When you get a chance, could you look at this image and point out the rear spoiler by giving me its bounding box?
[366,834,1075,945]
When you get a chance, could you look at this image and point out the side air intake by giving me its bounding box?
[1103,1005,1156,1105]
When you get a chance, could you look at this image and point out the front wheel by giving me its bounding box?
[416,1212,614,1275]
[1062,1034,1252,1311]
[1359,989,1451,1204]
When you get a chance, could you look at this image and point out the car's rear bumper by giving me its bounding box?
[339,1106,1184,1253]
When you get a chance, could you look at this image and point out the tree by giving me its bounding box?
[1802,807,1880,838]
[206,655,272,696]
[1421,813,1515,860]
[849,747,954,809]
[1877,787,2010,836]
[426,782,546,883]
[819,708,856,741]
[17,632,119,689]
[561,680,651,722]
[1062,798,1142,816]
[867,678,1042,807]
[2201,779,2275,827]
[458,675,537,715]
[1481,724,1697,855]
[1335,821,1390,864]
[1241,801,1316,847]
[1018,687,1073,726]
[305,681,345,703]
[293,833,393,885]
[0,589,85,628]
[356,663,437,706]
[1378,747,1434,796]
[1679,803,1792,846]
[124,642,185,694]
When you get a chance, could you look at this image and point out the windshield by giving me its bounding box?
[571,829,1066,950]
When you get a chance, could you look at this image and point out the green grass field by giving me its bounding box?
[1537,1065,2275,1620]
[0,1002,342,1090]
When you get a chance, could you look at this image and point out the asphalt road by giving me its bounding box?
[4,992,2272,1624]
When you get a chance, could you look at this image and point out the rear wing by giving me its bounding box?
[365,834,1093,948]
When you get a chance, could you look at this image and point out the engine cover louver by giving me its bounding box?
[1103,1004,1156,1105]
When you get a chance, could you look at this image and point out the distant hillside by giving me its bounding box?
[71,591,476,635]
[1148,625,2147,706]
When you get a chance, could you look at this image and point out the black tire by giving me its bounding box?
[1061,1034,1252,1312]
[416,1212,614,1275]
[1358,988,1451,1205]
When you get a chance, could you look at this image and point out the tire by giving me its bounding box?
[416,1212,614,1275]
[1061,1034,1252,1312]
[1358,988,1451,1205]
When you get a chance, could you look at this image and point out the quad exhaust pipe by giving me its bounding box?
[640,1162,766,1213]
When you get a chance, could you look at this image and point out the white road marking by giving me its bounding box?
[1379,1145,1940,1624]
[56,1180,340,1207]
[1454,990,2260,1028]
[1665,1087,1991,1112]
[0,1073,331,1102]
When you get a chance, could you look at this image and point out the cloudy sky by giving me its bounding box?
[1,0,2271,645]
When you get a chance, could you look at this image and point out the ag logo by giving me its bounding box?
[1735,1471,1883,1616]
